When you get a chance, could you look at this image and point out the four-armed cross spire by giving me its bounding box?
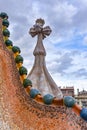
[28,18,63,98]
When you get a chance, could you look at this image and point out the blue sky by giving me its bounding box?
[1,0,87,93]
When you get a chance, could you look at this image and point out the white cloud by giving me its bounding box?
[53,2,77,23]
[83,36,87,45]
[54,74,87,94]
[1,0,87,93]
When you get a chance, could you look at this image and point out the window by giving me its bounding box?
[81,101,87,107]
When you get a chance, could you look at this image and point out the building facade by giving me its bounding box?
[60,86,74,97]
[75,89,87,108]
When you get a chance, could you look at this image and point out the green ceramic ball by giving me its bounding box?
[3,29,10,37]
[0,12,8,19]
[5,40,13,46]
[23,79,32,88]
[2,19,9,27]
[12,46,21,53]
[19,66,27,75]
[15,55,23,63]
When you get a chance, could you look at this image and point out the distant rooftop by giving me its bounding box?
[78,89,87,96]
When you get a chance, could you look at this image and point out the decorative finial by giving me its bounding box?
[28,18,63,98]
[29,18,52,39]
[35,18,45,27]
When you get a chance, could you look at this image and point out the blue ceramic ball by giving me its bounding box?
[64,96,76,107]
[30,89,40,98]
[43,94,54,105]
[80,108,87,121]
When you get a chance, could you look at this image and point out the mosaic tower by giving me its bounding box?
[0,13,87,130]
